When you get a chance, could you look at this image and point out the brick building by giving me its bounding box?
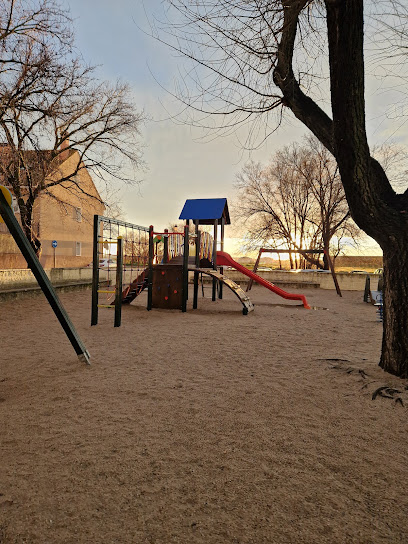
[0,147,105,269]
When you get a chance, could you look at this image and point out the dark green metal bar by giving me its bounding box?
[163,228,169,263]
[185,220,189,301]
[147,225,154,311]
[219,216,225,300]
[0,189,90,364]
[114,236,123,327]
[193,222,200,310]
[212,219,218,302]
[91,214,100,326]
[97,215,149,232]
[182,224,189,313]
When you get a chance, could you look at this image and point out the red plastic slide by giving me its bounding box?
[216,251,311,309]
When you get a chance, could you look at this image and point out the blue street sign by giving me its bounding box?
[52,240,58,248]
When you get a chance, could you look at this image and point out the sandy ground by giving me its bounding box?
[0,284,408,544]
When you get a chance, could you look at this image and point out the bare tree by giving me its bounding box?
[372,143,408,191]
[235,138,360,268]
[100,186,125,221]
[158,0,408,377]
[236,160,316,269]
[301,136,361,268]
[0,0,144,255]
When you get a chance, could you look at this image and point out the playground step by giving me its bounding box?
[122,277,149,304]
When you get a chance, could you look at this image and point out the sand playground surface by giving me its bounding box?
[0,285,408,543]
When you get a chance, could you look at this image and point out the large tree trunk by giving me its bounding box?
[275,0,408,376]
[381,240,408,377]
[25,227,42,258]
[325,0,408,377]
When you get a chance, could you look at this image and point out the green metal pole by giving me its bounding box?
[182,224,189,312]
[219,216,225,299]
[147,225,154,311]
[193,222,200,310]
[114,236,123,327]
[0,189,90,364]
[91,214,100,326]
[163,228,169,263]
[212,219,218,302]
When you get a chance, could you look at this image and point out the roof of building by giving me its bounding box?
[179,198,230,225]
[0,145,103,203]
[0,145,76,184]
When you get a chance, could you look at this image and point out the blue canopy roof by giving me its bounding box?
[179,198,230,225]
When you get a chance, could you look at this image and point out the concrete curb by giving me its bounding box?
[0,281,93,302]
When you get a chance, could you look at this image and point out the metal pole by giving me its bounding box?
[193,221,200,309]
[219,216,225,299]
[182,224,189,312]
[163,228,169,263]
[185,220,189,301]
[0,188,90,364]
[147,225,154,310]
[212,219,218,301]
[114,236,123,327]
[91,214,100,325]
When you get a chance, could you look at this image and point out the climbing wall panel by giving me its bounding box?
[151,265,183,309]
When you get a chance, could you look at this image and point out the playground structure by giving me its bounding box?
[0,186,90,364]
[179,197,230,304]
[91,201,255,319]
[146,225,254,315]
[178,198,311,309]
[91,198,313,323]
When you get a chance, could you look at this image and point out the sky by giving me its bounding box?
[65,0,408,256]
[66,0,295,241]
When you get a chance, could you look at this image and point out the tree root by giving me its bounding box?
[372,386,402,401]
[319,358,350,363]
[330,364,368,378]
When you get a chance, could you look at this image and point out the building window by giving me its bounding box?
[11,195,19,214]
[75,242,82,256]
[74,207,82,222]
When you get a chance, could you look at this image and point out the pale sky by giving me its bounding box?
[66,0,407,256]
